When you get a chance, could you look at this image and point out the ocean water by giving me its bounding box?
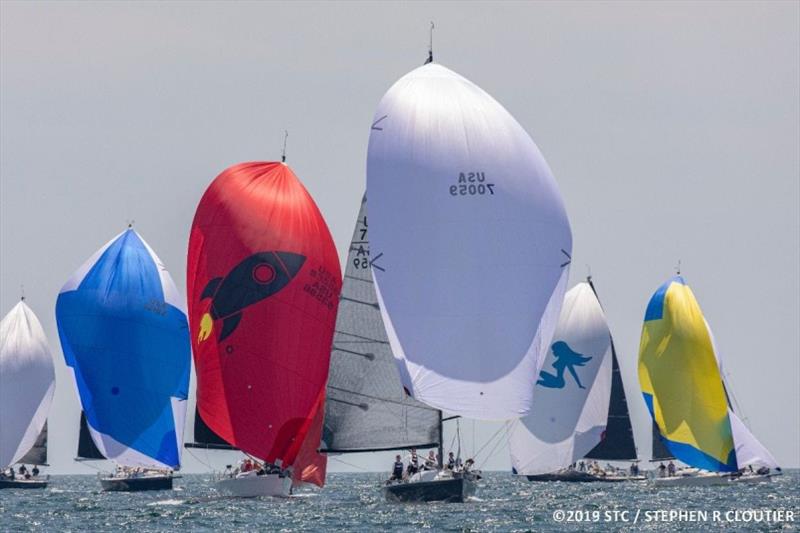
[0,471,797,532]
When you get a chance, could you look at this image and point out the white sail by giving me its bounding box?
[705,319,779,470]
[508,283,612,475]
[0,301,56,468]
[367,63,572,419]
[728,410,779,470]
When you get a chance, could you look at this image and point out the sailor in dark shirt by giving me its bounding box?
[447,452,456,470]
[390,455,404,481]
[406,448,419,476]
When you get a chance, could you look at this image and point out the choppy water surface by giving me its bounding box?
[0,471,797,532]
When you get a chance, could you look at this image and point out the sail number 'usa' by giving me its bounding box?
[449,172,495,196]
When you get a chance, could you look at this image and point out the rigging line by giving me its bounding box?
[76,459,110,475]
[281,130,288,162]
[471,422,509,461]
[477,422,511,470]
[327,386,438,410]
[185,445,216,472]
[331,456,370,472]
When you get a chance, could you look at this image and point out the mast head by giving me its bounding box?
[425,21,434,65]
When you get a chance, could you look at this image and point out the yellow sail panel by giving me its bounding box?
[638,276,737,471]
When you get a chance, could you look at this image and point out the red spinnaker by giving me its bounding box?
[187,162,340,484]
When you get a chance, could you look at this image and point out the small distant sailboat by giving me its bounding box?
[640,276,780,486]
[56,228,191,491]
[186,161,341,498]
[509,279,644,482]
[0,300,55,489]
[320,195,472,503]
[366,45,572,500]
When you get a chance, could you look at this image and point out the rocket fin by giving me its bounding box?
[219,313,243,341]
[201,277,223,300]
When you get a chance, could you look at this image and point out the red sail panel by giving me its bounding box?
[187,162,341,466]
[292,391,327,487]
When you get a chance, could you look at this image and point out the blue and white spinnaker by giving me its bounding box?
[56,228,190,470]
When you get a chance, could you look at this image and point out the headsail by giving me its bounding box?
[322,195,440,454]
[367,63,572,419]
[706,320,779,470]
[509,282,612,475]
[638,276,737,472]
[187,162,341,486]
[0,301,55,469]
[56,229,191,470]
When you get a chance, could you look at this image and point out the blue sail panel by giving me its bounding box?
[56,229,190,469]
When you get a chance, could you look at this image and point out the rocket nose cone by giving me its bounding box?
[275,252,306,277]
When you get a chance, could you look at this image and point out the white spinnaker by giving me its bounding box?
[704,319,779,470]
[0,302,56,468]
[508,283,612,475]
[367,63,572,419]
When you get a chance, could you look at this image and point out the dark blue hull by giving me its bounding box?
[383,476,476,503]
[100,475,173,492]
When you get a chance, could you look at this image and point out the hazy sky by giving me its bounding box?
[1,1,798,474]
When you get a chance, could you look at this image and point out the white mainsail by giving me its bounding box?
[0,301,56,468]
[367,63,572,419]
[508,283,612,475]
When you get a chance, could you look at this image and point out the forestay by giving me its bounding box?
[706,320,779,470]
[367,63,572,419]
[509,283,612,475]
[322,195,440,453]
[638,276,737,472]
[56,229,190,470]
[0,302,55,469]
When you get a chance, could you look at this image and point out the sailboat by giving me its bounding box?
[366,48,572,501]
[0,300,55,489]
[509,279,643,482]
[639,275,781,486]
[56,228,191,491]
[186,160,341,498]
[320,195,472,502]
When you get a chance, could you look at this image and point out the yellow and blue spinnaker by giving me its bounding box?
[638,276,737,472]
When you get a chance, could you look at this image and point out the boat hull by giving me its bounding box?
[383,476,476,503]
[100,475,173,492]
[0,478,48,489]
[525,471,646,483]
[653,472,774,487]
[215,473,292,498]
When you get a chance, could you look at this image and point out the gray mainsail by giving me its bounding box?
[18,421,47,465]
[321,195,440,453]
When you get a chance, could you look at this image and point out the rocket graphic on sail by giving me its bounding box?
[197,251,306,342]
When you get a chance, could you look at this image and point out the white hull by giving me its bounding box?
[653,471,773,486]
[215,472,292,498]
[654,473,732,486]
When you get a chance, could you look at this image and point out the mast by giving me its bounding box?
[437,412,444,469]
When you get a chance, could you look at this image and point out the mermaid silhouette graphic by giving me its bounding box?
[537,341,593,389]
